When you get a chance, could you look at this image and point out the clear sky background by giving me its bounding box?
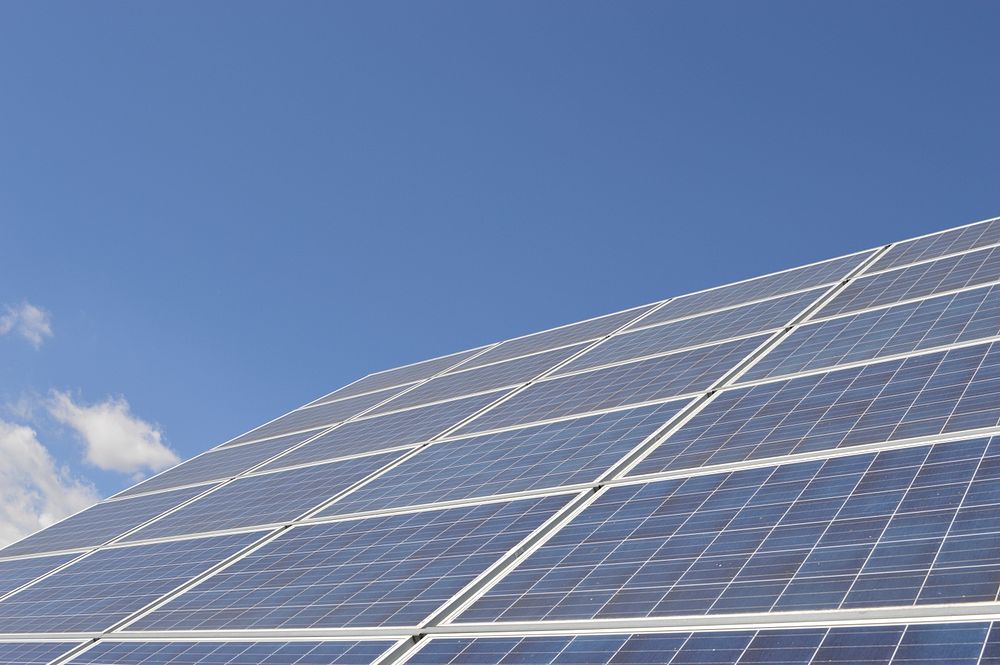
[1,1,998,541]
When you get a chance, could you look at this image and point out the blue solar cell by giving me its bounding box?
[0,642,82,664]
[71,640,398,665]
[639,252,872,326]
[132,495,570,630]
[457,336,767,435]
[462,305,657,370]
[459,437,1000,623]
[224,386,403,447]
[262,391,507,471]
[368,345,588,416]
[408,623,998,665]
[319,401,687,518]
[124,450,404,542]
[0,532,261,633]
[822,245,1000,319]
[872,217,1000,273]
[121,431,317,498]
[559,288,824,375]
[0,553,76,596]
[632,341,1000,477]
[0,484,212,557]
[745,283,1000,382]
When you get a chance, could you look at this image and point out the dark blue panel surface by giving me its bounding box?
[320,402,685,518]
[461,437,1000,622]
[872,217,1000,273]
[133,495,570,630]
[0,553,76,596]
[72,640,396,665]
[0,642,82,664]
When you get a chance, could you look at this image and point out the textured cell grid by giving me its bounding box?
[121,431,316,498]
[745,283,1000,382]
[0,642,82,665]
[638,251,871,327]
[264,391,506,471]
[459,437,1000,623]
[459,335,767,435]
[71,640,398,665]
[564,288,823,374]
[133,496,570,630]
[223,385,401,447]
[463,305,656,370]
[822,245,1000,319]
[633,341,1000,478]
[320,401,688,518]
[0,552,76,597]
[124,450,404,542]
[410,623,999,665]
[368,344,587,416]
[871,217,1000,273]
[0,484,211,557]
[0,532,262,633]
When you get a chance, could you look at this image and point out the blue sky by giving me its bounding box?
[1,1,998,539]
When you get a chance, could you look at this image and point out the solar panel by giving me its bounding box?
[457,436,1000,622]
[630,341,1000,478]
[744,282,1000,383]
[871,217,1000,273]
[0,642,82,665]
[637,251,873,327]
[457,335,767,435]
[366,344,589,416]
[564,288,825,375]
[0,484,212,557]
[0,553,76,597]
[70,640,399,665]
[319,401,688,518]
[119,431,318,498]
[262,391,507,471]
[0,532,262,633]
[122,450,405,541]
[461,305,657,370]
[821,244,1000,319]
[407,623,997,665]
[131,496,570,630]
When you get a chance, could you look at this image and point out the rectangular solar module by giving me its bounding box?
[5,217,1000,665]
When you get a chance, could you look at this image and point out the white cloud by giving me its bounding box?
[0,420,99,548]
[0,302,53,349]
[47,391,179,477]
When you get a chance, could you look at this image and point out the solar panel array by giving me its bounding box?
[2,215,999,665]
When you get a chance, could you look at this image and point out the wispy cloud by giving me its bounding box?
[48,391,179,477]
[0,420,99,548]
[0,302,53,349]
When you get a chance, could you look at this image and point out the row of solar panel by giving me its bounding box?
[3,433,1000,634]
[6,618,1000,665]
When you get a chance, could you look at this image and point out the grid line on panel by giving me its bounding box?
[0,641,84,665]
[62,639,403,665]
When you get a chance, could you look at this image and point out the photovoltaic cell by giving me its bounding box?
[408,623,1000,665]
[223,386,402,447]
[745,283,1000,382]
[71,641,397,665]
[822,245,1000,319]
[564,288,823,374]
[459,437,1000,623]
[0,643,82,665]
[306,347,485,406]
[263,391,507,471]
[462,305,656,370]
[120,431,317,498]
[872,217,1000,273]
[124,451,404,542]
[631,341,1000,478]
[0,553,76,597]
[0,485,212,557]
[638,251,871,327]
[367,344,588,416]
[319,401,687,518]
[459,335,767,435]
[132,495,570,630]
[0,532,261,633]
